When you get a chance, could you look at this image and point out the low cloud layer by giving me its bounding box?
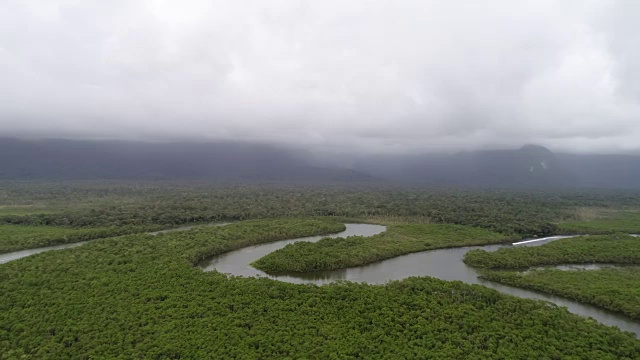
[1,0,639,154]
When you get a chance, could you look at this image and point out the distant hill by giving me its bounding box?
[0,138,375,183]
[2,138,639,188]
[556,153,640,189]
[354,145,640,189]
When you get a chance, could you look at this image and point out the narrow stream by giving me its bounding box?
[0,222,230,265]
[0,241,89,265]
[201,224,640,337]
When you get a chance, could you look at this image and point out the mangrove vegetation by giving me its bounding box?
[464,234,640,269]
[2,218,639,359]
[3,182,640,358]
[463,233,640,320]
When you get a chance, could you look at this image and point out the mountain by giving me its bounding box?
[0,138,375,182]
[355,145,640,189]
[556,153,640,189]
[2,138,639,188]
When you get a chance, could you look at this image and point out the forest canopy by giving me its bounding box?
[2,217,639,359]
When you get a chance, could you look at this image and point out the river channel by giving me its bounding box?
[0,222,230,265]
[200,224,640,337]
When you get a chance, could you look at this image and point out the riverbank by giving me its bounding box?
[0,224,166,254]
[478,266,640,320]
[464,233,640,269]
[462,233,640,320]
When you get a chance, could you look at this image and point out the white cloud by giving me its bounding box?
[0,0,638,154]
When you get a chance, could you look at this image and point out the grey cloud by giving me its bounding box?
[0,0,639,154]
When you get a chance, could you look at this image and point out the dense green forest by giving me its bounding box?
[2,181,640,237]
[3,182,640,358]
[253,224,509,272]
[2,218,639,359]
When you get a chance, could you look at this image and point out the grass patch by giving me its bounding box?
[0,205,56,216]
[557,210,640,234]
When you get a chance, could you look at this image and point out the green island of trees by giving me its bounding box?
[463,233,640,319]
[252,224,509,273]
[2,218,640,359]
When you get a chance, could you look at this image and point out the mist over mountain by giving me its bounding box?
[0,138,374,183]
[355,144,640,188]
[1,138,639,188]
[356,145,640,188]
[355,145,565,185]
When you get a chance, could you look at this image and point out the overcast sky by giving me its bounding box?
[1,0,639,154]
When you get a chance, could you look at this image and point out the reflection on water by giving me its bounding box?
[202,227,640,337]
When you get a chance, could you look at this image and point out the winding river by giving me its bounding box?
[201,224,640,337]
[3,223,639,337]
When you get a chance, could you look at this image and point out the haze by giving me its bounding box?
[1,0,639,154]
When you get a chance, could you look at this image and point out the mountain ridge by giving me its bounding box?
[1,138,639,188]
[0,137,375,183]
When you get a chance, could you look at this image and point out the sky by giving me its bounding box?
[1,0,639,154]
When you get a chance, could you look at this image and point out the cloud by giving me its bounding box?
[0,0,639,154]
